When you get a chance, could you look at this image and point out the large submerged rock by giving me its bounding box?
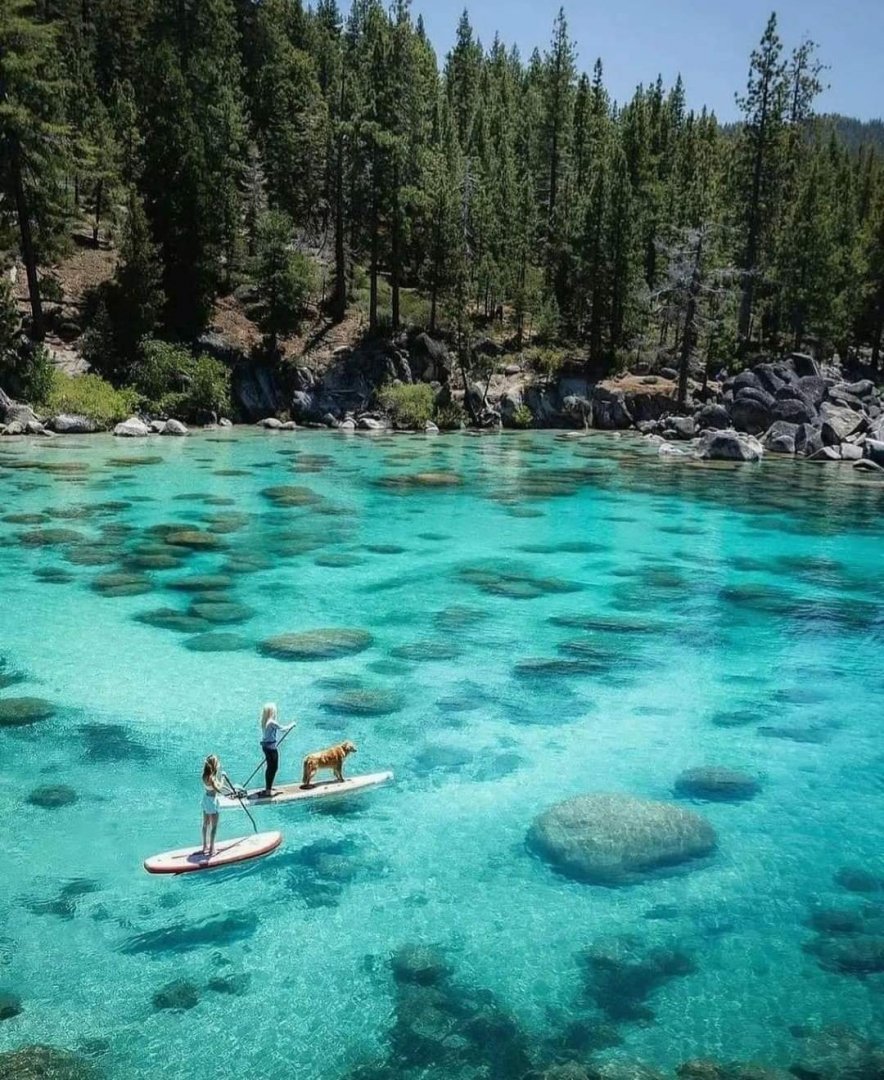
[674,767,760,802]
[527,793,716,885]
[0,1044,99,1080]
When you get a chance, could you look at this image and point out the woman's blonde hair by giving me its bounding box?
[261,702,278,731]
[202,754,220,783]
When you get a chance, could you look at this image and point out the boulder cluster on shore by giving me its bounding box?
[2,341,883,476]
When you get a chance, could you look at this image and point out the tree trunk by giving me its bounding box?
[678,253,702,409]
[10,137,44,341]
[332,119,346,322]
[738,117,768,348]
[369,189,379,334]
[872,303,883,372]
[391,162,400,332]
[93,178,104,248]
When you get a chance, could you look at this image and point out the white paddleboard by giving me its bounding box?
[144,831,282,874]
[217,770,394,809]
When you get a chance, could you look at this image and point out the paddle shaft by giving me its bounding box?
[220,773,258,835]
[238,722,296,792]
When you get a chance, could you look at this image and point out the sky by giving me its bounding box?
[411,0,884,122]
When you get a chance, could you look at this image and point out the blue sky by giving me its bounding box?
[412,1,883,121]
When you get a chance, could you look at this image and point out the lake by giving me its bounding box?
[0,428,881,1079]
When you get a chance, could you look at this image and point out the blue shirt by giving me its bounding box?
[261,720,282,749]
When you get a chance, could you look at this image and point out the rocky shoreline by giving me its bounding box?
[2,340,883,476]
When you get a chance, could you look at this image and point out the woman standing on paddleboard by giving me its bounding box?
[259,703,295,797]
[201,755,231,856]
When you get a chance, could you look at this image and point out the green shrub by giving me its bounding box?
[131,339,231,420]
[377,382,435,428]
[525,346,567,379]
[510,404,534,429]
[187,353,232,417]
[42,372,138,428]
[132,339,190,409]
[434,402,466,430]
[20,345,55,405]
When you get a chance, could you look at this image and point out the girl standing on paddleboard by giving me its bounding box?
[259,703,296,797]
[201,755,230,856]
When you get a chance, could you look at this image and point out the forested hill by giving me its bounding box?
[825,115,884,155]
[1,1,884,423]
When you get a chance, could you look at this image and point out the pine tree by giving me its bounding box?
[0,0,69,340]
[861,185,884,369]
[734,13,788,349]
[255,209,314,355]
[137,0,247,337]
[252,0,328,229]
[540,9,576,296]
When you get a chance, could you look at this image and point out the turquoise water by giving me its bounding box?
[0,429,882,1078]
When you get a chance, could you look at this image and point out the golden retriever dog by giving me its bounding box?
[301,740,357,788]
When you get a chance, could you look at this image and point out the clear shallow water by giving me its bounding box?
[0,429,882,1079]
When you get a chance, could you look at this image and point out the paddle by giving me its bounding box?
[220,772,258,835]
[235,721,297,795]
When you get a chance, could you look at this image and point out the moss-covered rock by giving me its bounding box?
[0,992,22,1021]
[261,485,322,507]
[528,793,716,885]
[0,698,57,727]
[0,1045,99,1080]
[27,785,78,809]
[390,641,463,662]
[135,608,211,633]
[18,528,86,547]
[188,601,254,626]
[152,979,200,1011]
[674,767,760,802]
[322,689,403,716]
[91,572,153,597]
[258,629,373,661]
[390,945,451,987]
[162,529,226,551]
[183,633,252,653]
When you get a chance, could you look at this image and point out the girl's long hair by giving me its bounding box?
[261,702,278,732]
[202,754,220,784]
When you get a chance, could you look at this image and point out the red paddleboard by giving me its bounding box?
[143,831,282,875]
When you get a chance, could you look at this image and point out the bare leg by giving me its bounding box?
[208,813,219,856]
[201,813,210,854]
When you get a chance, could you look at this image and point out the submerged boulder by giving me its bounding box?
[527,793,716,885]
[152,979,200,1011]
[674,767,759,802]
[0,698,57,727]
[790,1026,884,1080]
[258,628,373,660]
[0,992,22,1021]
[697,431,763,463]
[581,933,696,1020]
[0,1045,99,1080]
[390,944,451,987]
[27,784,78,808]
